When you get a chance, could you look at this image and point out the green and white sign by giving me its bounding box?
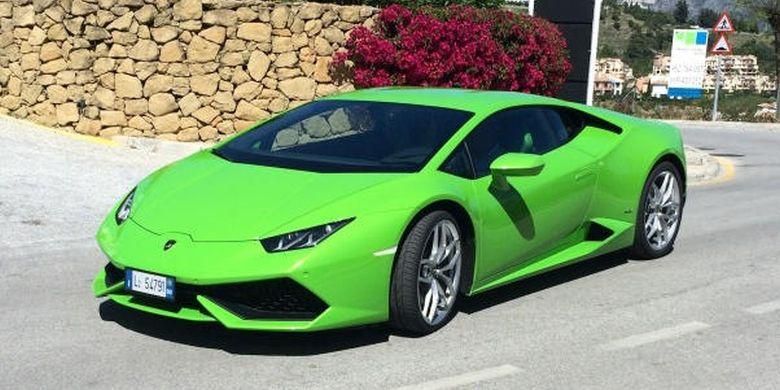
[668,29,709,99]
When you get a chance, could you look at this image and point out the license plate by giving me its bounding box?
[125,269,175,301]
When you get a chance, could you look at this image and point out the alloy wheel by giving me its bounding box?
[644,170,681,251]
[417,219,462,326]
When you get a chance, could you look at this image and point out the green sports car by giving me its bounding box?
[93,88,686,335]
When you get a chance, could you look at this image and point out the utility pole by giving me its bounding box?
[710,12,735,121]
[712,55,721,121]
[586,0,603,106]
[775,22,780,121]
[776,68,780,121]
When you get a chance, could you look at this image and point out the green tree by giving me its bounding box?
[674,0,689,24]
[736,17,760,33]
[697,8,719,27]
[626,32,655,75]
[599,45,618,58]
[735,38,776,76]
[601,0,620,21]
[738,0,780,119]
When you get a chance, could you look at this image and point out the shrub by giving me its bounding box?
[368,0,504,9]
[308,0,504,9]
[434,6,572,94]
[332,5,571,96]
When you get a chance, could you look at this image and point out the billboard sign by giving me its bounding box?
[668,29,709,99]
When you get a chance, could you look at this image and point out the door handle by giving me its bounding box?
[575,169,594,181]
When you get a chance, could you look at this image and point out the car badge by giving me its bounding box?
[163,240,176,251]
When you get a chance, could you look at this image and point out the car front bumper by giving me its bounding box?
[93,215,406,332]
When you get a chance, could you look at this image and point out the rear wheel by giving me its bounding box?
[390,211,463,335]
[631,161,684,259]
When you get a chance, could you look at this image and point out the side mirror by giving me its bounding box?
[490,153,545,177]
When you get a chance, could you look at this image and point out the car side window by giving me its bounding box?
[465,107,567,178]
[544,108,586,143]
[440,144,474,179]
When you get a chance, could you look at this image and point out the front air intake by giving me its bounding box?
[104,262,125,286]
[179,278,328,321]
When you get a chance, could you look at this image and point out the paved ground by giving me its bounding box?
[1,117,779,389]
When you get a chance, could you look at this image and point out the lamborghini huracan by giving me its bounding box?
[93,88,686,334]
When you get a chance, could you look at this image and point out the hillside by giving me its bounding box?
[649,0,736,15]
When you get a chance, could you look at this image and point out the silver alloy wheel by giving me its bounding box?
[644,170,681,251]
[417,219,462,326]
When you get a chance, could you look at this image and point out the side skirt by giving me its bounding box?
[469,218,634,295]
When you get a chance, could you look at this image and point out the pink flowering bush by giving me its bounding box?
[332,5,571,96]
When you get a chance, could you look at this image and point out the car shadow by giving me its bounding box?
[98,251,629,355]
[458,250,628,314]
[488,178,536,239]
[98,301,391,356]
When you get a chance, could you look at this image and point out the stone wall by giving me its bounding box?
[0,0,375,141]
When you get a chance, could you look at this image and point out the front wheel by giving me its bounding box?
[390,211,463,335]
[631,161,684,259]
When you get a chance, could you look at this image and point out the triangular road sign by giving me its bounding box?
[710,34,733,54]
[713,12,735,33]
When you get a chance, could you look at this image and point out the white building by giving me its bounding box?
[593,58,635,96]
[702,55,776,93]
[647,55,672,98]
[619,0,657,8]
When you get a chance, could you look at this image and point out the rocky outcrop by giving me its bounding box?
[0,0,375,141]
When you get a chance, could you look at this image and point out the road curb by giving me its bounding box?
[666,120,779,132]
[685,145,734,186]
[701,156,736,186]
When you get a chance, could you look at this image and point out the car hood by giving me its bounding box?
[130,151,409,241]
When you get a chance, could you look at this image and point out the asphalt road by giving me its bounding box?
[1,117,779,389]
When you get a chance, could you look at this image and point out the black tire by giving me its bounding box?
[630,161,684,259]
[390,210,462,335]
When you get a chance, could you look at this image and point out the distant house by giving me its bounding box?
[755,76,777,94]
[649,55,671,98]
[619,0,657,8]
[649,75,669,98]
[593,58,634,96]
[703,55,775,93]
[635,76,651,95]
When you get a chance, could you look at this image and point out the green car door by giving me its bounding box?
[464,106,599,284]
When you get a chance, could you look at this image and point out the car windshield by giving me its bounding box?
[214,100,474,173]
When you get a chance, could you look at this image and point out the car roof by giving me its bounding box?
[321,87,565,114]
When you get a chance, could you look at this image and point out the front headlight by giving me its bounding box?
[260,218,354,253]
[115,188,136,225]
